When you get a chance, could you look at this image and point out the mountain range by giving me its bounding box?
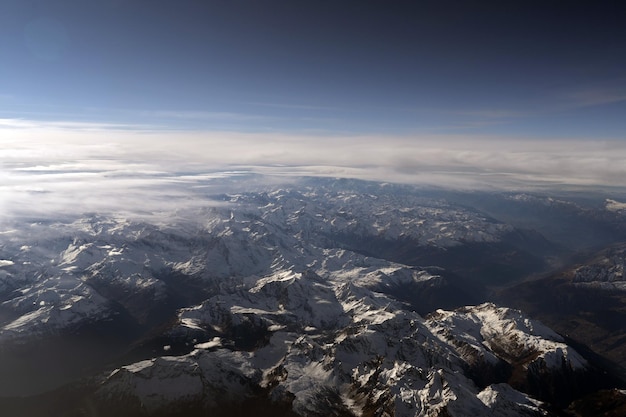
[0,176,625,416]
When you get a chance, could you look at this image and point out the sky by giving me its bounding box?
[1,0,626,217]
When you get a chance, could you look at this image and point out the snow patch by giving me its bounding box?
[606,199,626,212]
[194,337,222,349]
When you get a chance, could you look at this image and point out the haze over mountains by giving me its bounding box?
[0,174,625,416]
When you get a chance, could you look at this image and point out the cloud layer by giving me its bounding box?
[2,119,625,219]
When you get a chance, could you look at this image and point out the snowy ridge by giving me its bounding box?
[605,199,626,213]
[572,246,626,291]
[254,187,513,247]
[426,303,587,371]
[0,274,111,341]
[101,349,261,413]
[477,384,547,416]
[95,265,582,416]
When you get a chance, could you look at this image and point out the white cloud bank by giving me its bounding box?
[1,119,625,218]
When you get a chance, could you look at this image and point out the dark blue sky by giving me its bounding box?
[1,0,625,137]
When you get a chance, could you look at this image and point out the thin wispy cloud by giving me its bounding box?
[0,118,156,131]
[566,88,626,108]
[425,79,626,130]
[549,79,626,110]
[449,109,528,120]
[142,110,276,122]
[245,101,345,111]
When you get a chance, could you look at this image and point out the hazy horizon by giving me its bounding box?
[2,1,626,217]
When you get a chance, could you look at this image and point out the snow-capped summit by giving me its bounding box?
[96,269,579,416]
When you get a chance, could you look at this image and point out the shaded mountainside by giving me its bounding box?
[565,389,626,417]
[497,243,626,383]
[332,228,558,288]
[443,191,626,251]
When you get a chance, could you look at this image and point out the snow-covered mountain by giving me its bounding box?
[572,244,626,291]
[0,181,524,345]
[0,177,621,415]
[95,269,584,416]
